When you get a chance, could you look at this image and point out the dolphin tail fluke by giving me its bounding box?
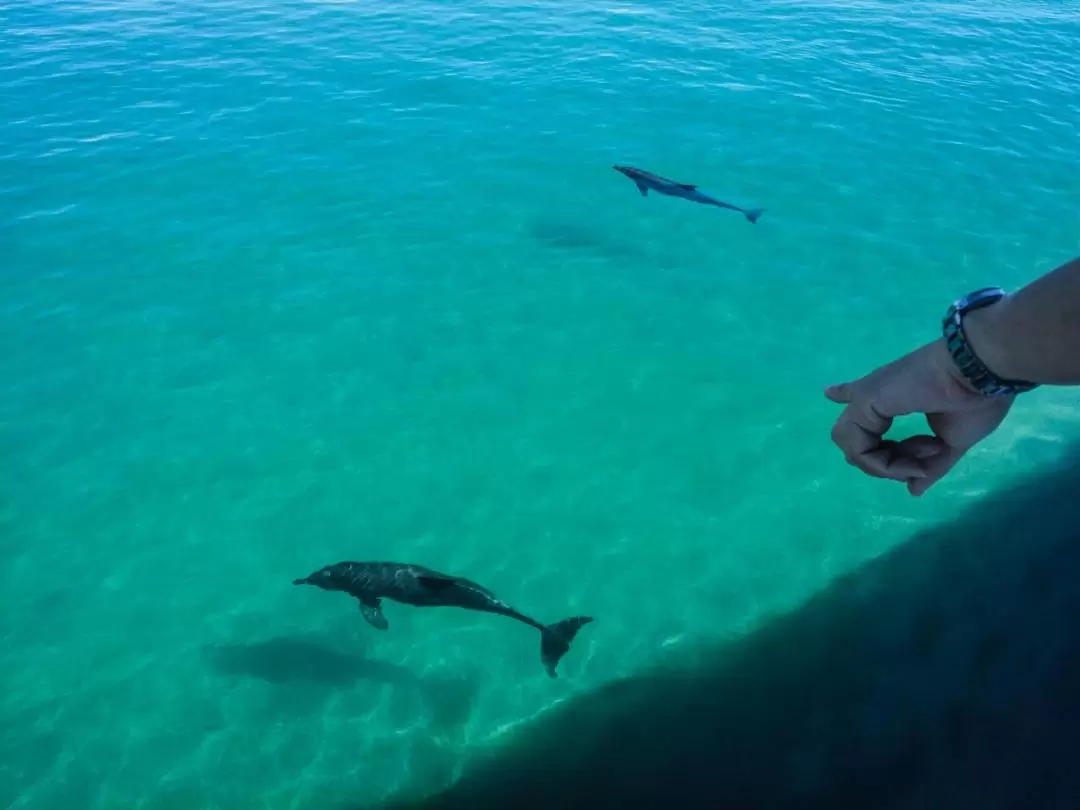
[744,208,764,224]
[540,616,593,678]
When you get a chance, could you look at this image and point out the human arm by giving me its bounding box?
[962,255,1080,385]
[824,255,1080,496]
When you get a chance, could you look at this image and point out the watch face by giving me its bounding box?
[962,287,1006,312]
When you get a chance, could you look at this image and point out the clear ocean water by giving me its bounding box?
[2,1,1077,807]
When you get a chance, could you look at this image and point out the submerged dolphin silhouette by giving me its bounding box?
[293,561,593,678]
[614,165,763,223]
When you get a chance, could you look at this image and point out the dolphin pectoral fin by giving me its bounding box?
[359,598,389,630]
[677,183,697,191]
[635,182,648,197]
[417,575,459,592]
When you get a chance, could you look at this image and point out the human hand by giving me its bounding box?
[824,338,1014,496]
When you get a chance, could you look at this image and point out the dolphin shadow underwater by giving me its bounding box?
[369,443,1080,810]
[206,635,420,687]
[205,635,477,730]
[293,561,594,678]
[529,217,643,260]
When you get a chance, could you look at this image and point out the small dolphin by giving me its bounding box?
[614,165,763,223]
[293,561,593,678]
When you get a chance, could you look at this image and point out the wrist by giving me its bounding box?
[961,296,1020,380]
[934,337,982,396]
[941,288,1037,397]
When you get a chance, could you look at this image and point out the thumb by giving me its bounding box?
[907,447,965,497]
[824,382,854,404]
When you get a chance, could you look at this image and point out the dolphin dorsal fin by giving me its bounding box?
[677,183,697,190]
[418,574,459,592]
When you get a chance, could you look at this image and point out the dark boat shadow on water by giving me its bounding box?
[367,443,1080,810]
[205,635,476,732]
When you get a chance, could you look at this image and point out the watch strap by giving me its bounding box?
[942,287,1037,397]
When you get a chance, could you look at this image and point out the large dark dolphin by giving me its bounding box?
[293,561,593,678]
[614,165,763,223]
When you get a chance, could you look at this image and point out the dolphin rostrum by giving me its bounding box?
[293,561,594,678]
[614,164,764,223]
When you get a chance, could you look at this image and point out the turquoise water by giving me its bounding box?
[2,1,1077,807]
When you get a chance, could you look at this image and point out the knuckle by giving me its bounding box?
[830,421,848,447]
[859,461,886,479]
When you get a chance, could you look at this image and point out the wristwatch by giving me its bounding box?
[942,287,1038,397]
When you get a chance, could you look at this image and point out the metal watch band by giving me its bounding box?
[942,287,1037,397]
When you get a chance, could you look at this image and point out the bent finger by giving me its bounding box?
[824,382,854,404]
[893,434,947,460]
[858,443,928,481]
[907,447,965,496]
[830,400,893,459]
